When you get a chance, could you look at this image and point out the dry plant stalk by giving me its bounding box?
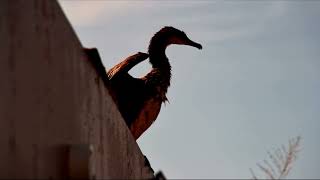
[250,136,301,180]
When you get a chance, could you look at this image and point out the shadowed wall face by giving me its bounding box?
[0,0,153,179]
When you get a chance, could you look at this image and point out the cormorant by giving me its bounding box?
[107,26,202,140]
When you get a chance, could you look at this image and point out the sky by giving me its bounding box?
[59,1,320,179]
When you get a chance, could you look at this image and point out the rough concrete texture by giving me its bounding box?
[0,0,154,179]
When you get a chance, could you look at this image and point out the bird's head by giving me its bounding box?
[164,26,202,49]
[149,26,203,51]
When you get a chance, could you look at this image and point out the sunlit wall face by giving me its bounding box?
[60,1,320,179]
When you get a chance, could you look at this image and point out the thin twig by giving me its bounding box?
[250,136,301,179]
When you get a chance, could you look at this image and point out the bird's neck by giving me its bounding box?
[148,38,172,91]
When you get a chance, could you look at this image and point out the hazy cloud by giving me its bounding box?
[58,1,140,27]
[190,2,289,43]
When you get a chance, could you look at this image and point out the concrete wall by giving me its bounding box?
[0,0,153,179]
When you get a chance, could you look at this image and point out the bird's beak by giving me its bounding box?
[186,38,202,50]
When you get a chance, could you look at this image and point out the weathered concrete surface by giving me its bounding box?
[0,0,153,179]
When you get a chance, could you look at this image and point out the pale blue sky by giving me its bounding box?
[60,1,320,179]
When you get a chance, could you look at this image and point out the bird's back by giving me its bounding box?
[108,73,146,126]
[108,70,164,139]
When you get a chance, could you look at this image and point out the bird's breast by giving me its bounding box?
[130,97,162,139]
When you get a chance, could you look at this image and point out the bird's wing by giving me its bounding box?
[107,52,149,79]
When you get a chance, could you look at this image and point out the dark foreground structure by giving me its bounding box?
[0,0,155,179]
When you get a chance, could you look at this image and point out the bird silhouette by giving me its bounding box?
[107,26,202,140]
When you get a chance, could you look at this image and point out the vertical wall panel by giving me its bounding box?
[0,0,154,179]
